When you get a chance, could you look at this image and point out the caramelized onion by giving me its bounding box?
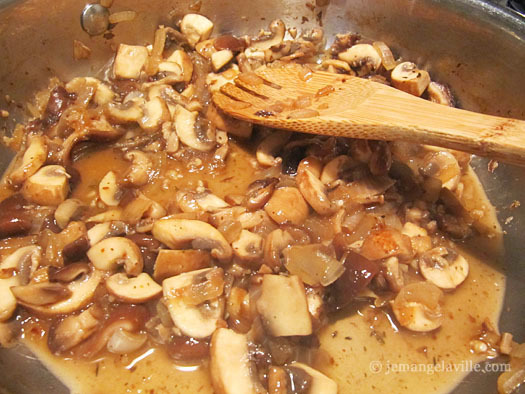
[373,41,397,71]
[107,328,147,354]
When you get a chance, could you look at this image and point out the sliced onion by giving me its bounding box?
[284,244,345,286]
[497,357,525,394]
[373,41,396,71]
[107,328,147,354]
[108,11,136,24]
[181,267,224,306]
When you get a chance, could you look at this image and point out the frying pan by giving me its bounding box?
[0,0,523,392]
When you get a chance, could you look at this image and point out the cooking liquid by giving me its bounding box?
[16,141,505,394]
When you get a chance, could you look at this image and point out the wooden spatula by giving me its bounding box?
[212,63,525,166]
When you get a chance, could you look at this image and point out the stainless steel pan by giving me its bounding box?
[0,0,523,392]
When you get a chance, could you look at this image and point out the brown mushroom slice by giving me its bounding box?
[338,44,382,76]
[153,249,211,282]
[391,61,431,97]
[113,44,149,79]
[106,272,162,303]
[242,178,278,210]
[123,151,152,187]
[55,199,85,229]
[163,268,225,338]
[256,274,312,336]
[98,171,121,207]
[49,262,90,283]
[426,81,454,107]
[392,281,444,332]
[174,105,215,152]
[419,247,469,289]
[9,135,47,185]
[11,282,72,306]
[264,187,309,226]
[288,363,338,394]
[138,97,170,132]
[152,219,232,262]
[87,237,143,276]
[232,230,263,262]
[17,269,103,316]
[48,306,101,354]
[256,132,290,167]
[297,157,334,215]
[180,14,214,47]
[22,165,69,206]
[210,328,258,394]
[249,19,286,51]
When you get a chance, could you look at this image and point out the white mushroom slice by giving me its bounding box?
[0,276,21,321]
[421,151,461,190]
[113,44,149,79]
[176,190,230,213]
[55,199,84,229]
[94,82,115,106]
[162,122,180,154]
[264,187,309,226]
[86,209,122,223]
[174,105,215,152]
[402,222,428,238]
[249,19,286,51]
[297,157,334,215]
[11,282,72,306]
[391,61,431,97]
[124,151,152,187]
[18,270,103,316]
[22,165,69,206]
[86,221,126,246]
[211,50,234,72]
[163,268,224,338]
[9,135,47,185]
[232,230,263,261]
[338,44,382,76]
[256,274,312,336]
[427,82,454,106]
[210,328,257,394]
[206,66,240,94]
[98,171,121,207]
[138,97,170,132]
[152,219,232,262]
[106,100,144,123]
[305,287,324,322]
[87,237,143,276]
[392,281,443,332]
[289,363,338,394]
[48,306,100,353]
[165,50,194,82]
[158,61,183,75]
[320,155,356,184]
[419,247,469,289]
[321,59,352,73]
[0,245,41,277]
[106,273,162,303]
[256,132,290,167]
[180,14,214,47]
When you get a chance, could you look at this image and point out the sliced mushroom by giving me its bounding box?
[180,14,214,47]
[176,190,230,213]
[0,245,41,280]
[243,178,278,210]
[256,274,312,336]
[98,171,121,207]
[391,62,430,97]
[401,222,432,255]
[9,135,47,185]
[231,230,263,262]
[288,363,338,394]
[106,328,147,354]
[123,151,152,187]
[392,281,443,332]
[321,59,352,74]
[210,328,258,394]
[86,221,126,245]
[383,256,405,292]
[16,269,103,316]
[206,66,240,94]
[338,44,382,76]
[55,199,85,229]
[122,193,166,229]
[419,247,469,289]
[0,277,21,321]
[138,97,170,132]
[164,49,194,82]
[22,165,69,206]
[249,19,286,51]
[48,306,100,354]
[87,237,143,276]
[153,249,211,282]
[113,44,149,79]
[106,99,144,123]
[174,105,215,152]
[420,150,461,191]
[426,82,454,107]
[163,268,225,338]
[152,219,232,262]
[11,282,72,306]
[256,132,290,167]
[206,103,252,139]
[320,155,356,184]
[264,187,309,226]
[49,262,90,283]
[263,229,294,271]
[297,157,334,215]
[106,272,162,303]
[161,121,180,154]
